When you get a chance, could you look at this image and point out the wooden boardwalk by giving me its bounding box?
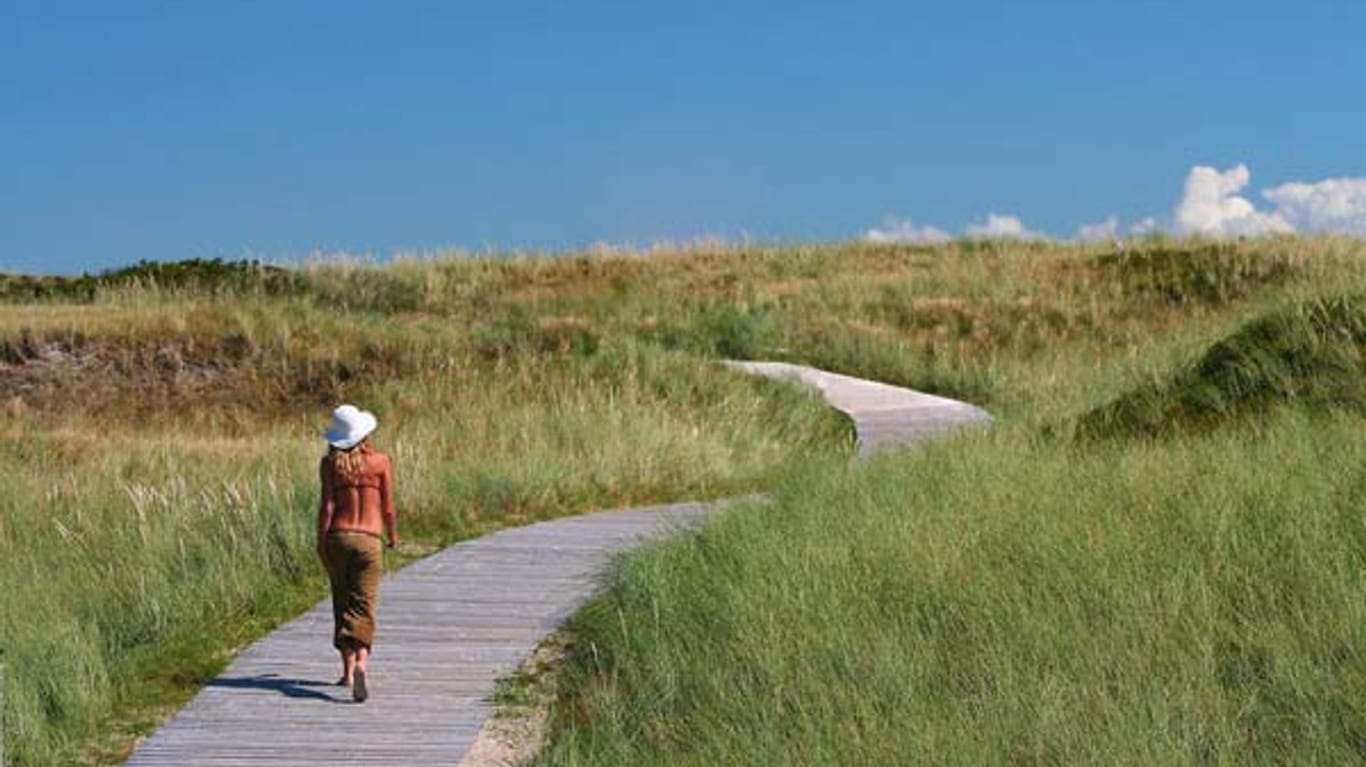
[726,361,991,456]
[124,363,988,766]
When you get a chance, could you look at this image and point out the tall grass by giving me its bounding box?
[0,429,321,765]
[529,237,1366,765]
[4,236,1366,764]
[0,346,847,764]
[543,412,1366,765]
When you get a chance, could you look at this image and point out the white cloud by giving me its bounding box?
[1129,217,1162,236]
[864,218,952,244]
[863,164,1366,246]
[862,213,1049,244]
[1173,164,1292,237]
[1076,216,1120,242]
[1263,177,1366,236]
[965,212,1046,240]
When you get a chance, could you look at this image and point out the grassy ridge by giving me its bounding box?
[1079,295,1366,439]
[3,237,1365,764]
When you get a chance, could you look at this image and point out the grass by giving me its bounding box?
[4,235,1366,764]
[542,412,1366,765]
[1077,295,1366,439]
[0,348,845,765]
[528,237,1366,765]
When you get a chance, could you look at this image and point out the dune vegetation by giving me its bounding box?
[532,238,1366,766]
[4,236,1366,764]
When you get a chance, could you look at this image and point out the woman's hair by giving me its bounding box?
[328,437,374,482]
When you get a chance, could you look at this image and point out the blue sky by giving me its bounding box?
[4,1,1365,274]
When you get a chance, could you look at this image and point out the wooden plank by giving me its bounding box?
[125,362,987,766]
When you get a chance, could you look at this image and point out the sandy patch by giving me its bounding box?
[459,633,568,767]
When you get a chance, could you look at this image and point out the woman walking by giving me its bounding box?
[318,404,399,703]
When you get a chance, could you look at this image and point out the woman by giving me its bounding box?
[318,404,399,703]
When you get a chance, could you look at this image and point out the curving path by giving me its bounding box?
[725,361,990,457]
[124,363,989,766]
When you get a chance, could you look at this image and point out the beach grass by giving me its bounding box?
[4,236,1366,764]
[542,411,1366,765]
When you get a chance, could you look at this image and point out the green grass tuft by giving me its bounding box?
[1077,294,1366,439]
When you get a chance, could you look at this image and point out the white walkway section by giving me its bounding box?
[727,361,991,456]
[123,363,988,766]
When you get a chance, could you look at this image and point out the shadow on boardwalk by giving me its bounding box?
[208,675,346,703]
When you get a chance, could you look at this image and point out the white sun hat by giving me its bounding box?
[324,404,378,450]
